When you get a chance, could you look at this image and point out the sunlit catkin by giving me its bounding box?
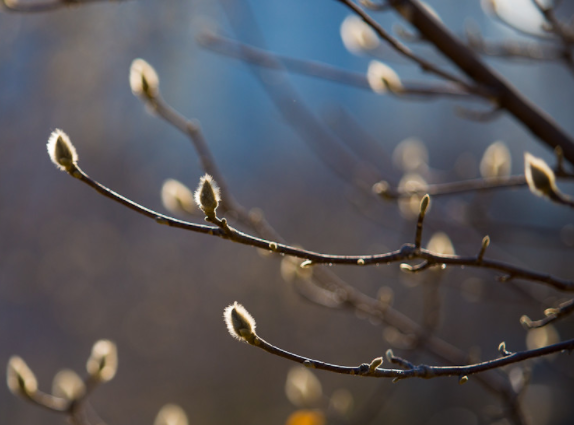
[52,369,85,401]
[7,356,38,398]
[86,340,118,383]
[367,60,403,94]
[47,129,77,171]
[340,15,379,54]
[480,141,511,178]
[224,302,256,342]
[524,153,558,198]
[130,58,160,101]
[194,174,220,217]
[154,404,189,425]
[285,366,323,407]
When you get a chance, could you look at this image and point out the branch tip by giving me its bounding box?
[224,302,257,343]
[47,129,78,172]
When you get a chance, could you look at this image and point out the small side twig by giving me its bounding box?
[521,298,574,329]
[224,302,574,380]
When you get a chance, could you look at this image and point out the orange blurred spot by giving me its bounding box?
[285,410,326,425]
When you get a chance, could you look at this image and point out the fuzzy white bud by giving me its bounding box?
[47,129,78,171]
[340,15,380,54]
[154,404,189,425]
[86,340,118,383]
[7,356,38,398]
[194,174,221,217]
[524,153,558,198]
[161,179,196,215]
[52,369,85,401]
[367,61,403,94]
[223,302,256,342]
[130,59,160,100]
[480,141,511,178]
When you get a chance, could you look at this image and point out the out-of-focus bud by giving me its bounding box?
[480,141,511,178]
[393,138,429,173]
[526,325,559,351]
[397,173,428,219]
[52,369,85,401]
[47,129,78,172]
[524,153,558,198]
[340,15,379,54]
[280,252,313,283]
[194,174,221,217]
[223,302,256,342]
[86,340,118,383]
[330,389,354,417]
[427,232,455,255]
[7,356,38,398]
[154,404,189,425]
[367,60,403,94]
[285,366,323,407]
[161,179,196,215]
[130,59,160,101]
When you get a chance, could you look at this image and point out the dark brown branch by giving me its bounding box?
[1,0,130,12]
[334,0,489,96]
[531,0,574,73]
[338,0,574,164]
[376,172,574,199]
[521,298,574,329]
[241,326,574,380]
[60,162,574,291]
[198,31,482,99]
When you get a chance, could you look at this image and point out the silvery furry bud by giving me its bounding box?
[194,174,220,217]
[86,340,118,383]
[47,129,78,171]
[224,302,256,342]
[367,61,403,94]
[130,59,160,100]
[161,179,196,215]
[524,153,558,198]
[7,356,38,398]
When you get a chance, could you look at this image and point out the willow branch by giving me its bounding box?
[531,0,574,73]
[338,0,574,164]
[376,171,574,199]
[58,161,574,291]
[521,298,574,329]
[241,328,574,380]
[1,0,130,12]
[198,31,482,99]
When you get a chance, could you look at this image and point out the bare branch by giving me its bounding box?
[230,310,574,380]
[198,31,483,100]
[1,0,130,13]
[521,298,574,329]
[338,0,574,164]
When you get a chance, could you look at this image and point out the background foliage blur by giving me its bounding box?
[1,0,574,424]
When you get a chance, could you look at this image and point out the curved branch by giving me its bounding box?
[238,326,574,380]
[337,0,574,164]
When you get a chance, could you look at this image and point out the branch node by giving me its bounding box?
[498,341,512,357]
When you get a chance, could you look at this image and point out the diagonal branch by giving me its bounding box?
[336,0,574,165]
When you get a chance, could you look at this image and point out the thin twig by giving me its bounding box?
[521,298,574,329]
[57,162,574,291]
[339,0,574,164]
[376,173,574,199]
[242,328,574,380]
[1,0,131,13]
[198,31,482,99]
